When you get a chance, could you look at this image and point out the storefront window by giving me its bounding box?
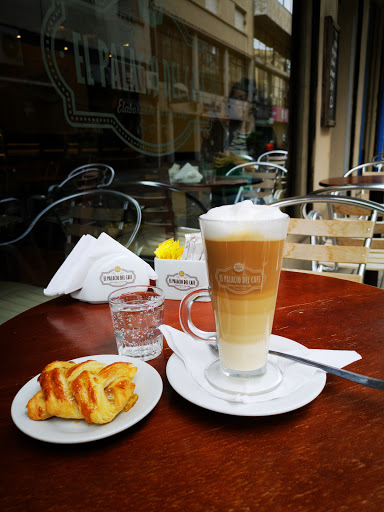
[0,0,292,285]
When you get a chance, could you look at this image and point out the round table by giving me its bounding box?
[319,174,384,186]
[174,176,260,206]
[2,271,384,512]
[172,176,249,191]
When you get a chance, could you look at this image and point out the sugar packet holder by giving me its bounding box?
[154,257,208,300]
[180,233,205,261]
[154,232,208,299]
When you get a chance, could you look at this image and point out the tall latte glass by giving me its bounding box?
[179,201,289,395]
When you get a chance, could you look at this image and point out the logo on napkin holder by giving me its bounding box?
[166,271,199,291]
[99,267,136,287]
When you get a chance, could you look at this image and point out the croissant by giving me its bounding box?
[27,360,138,424]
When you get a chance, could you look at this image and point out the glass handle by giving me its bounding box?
[179,289,217,344]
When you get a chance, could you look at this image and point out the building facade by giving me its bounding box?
[0,0,292,192]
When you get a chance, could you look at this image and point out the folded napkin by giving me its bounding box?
[44,233,157,296]
[160,325,362,404]
[170,163,203,184]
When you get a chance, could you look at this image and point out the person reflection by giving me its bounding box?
[201,78,270,204]
[201,79,254,170]
[216,79,256,167]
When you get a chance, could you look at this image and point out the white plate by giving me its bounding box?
[166,337,326,416]
[11,354,163,444]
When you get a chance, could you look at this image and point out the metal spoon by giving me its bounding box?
[269,350,384,390]
[209,344,384,390]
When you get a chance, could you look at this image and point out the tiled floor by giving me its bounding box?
[0,282,56,325]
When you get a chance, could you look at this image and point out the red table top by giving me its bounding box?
[2,270,384,511]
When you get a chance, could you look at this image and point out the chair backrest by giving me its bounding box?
[67,163,115,183]
[344,161,384,177]
[310,184,384,231]
[257,151,288,193]
[272,195,384,282]
[48,164,115,198]
[257,150,288,167]
[238,154,254,161]
[372,152,384,163]
[226,161,288,203]
[0,190,142,285]
[120,181,207,262]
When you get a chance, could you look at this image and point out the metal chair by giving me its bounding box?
[310,183,384,205]
[48,163,115,199]
[310,185,384,282]
[272,195,384,283]
[372,152,384,162]
[257,150,288,166]
[257,151,288,197]
[225,161,288,204]
[67,163,115,182]
[310,184,384,221]
[344,161,384,177]
[0,189,142,287]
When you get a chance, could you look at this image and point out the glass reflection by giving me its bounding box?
[0,0,291,290]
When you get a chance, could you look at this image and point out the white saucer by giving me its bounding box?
[166,338,327,416]
[11,354,163,444]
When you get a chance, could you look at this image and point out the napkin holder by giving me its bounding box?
[71,254,152,304]
[154,257,208,300]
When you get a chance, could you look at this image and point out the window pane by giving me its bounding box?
[234,8,245,31]
[0,0,292,286]
[206,0,219,16]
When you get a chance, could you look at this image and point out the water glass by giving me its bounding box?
[204,166,216,184]
[108,285,164,361]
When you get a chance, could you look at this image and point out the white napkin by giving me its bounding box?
[160,325,362,404]
[44,233,157,296]
[173,163,203,184]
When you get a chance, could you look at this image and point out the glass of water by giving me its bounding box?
[108,285,165,361]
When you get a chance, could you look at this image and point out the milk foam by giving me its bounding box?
[200,200,289,240]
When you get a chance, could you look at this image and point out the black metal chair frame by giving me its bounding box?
[67,163,115,184]
[0,189,142,249]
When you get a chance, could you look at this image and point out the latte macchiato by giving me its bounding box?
[200,201,288,376]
